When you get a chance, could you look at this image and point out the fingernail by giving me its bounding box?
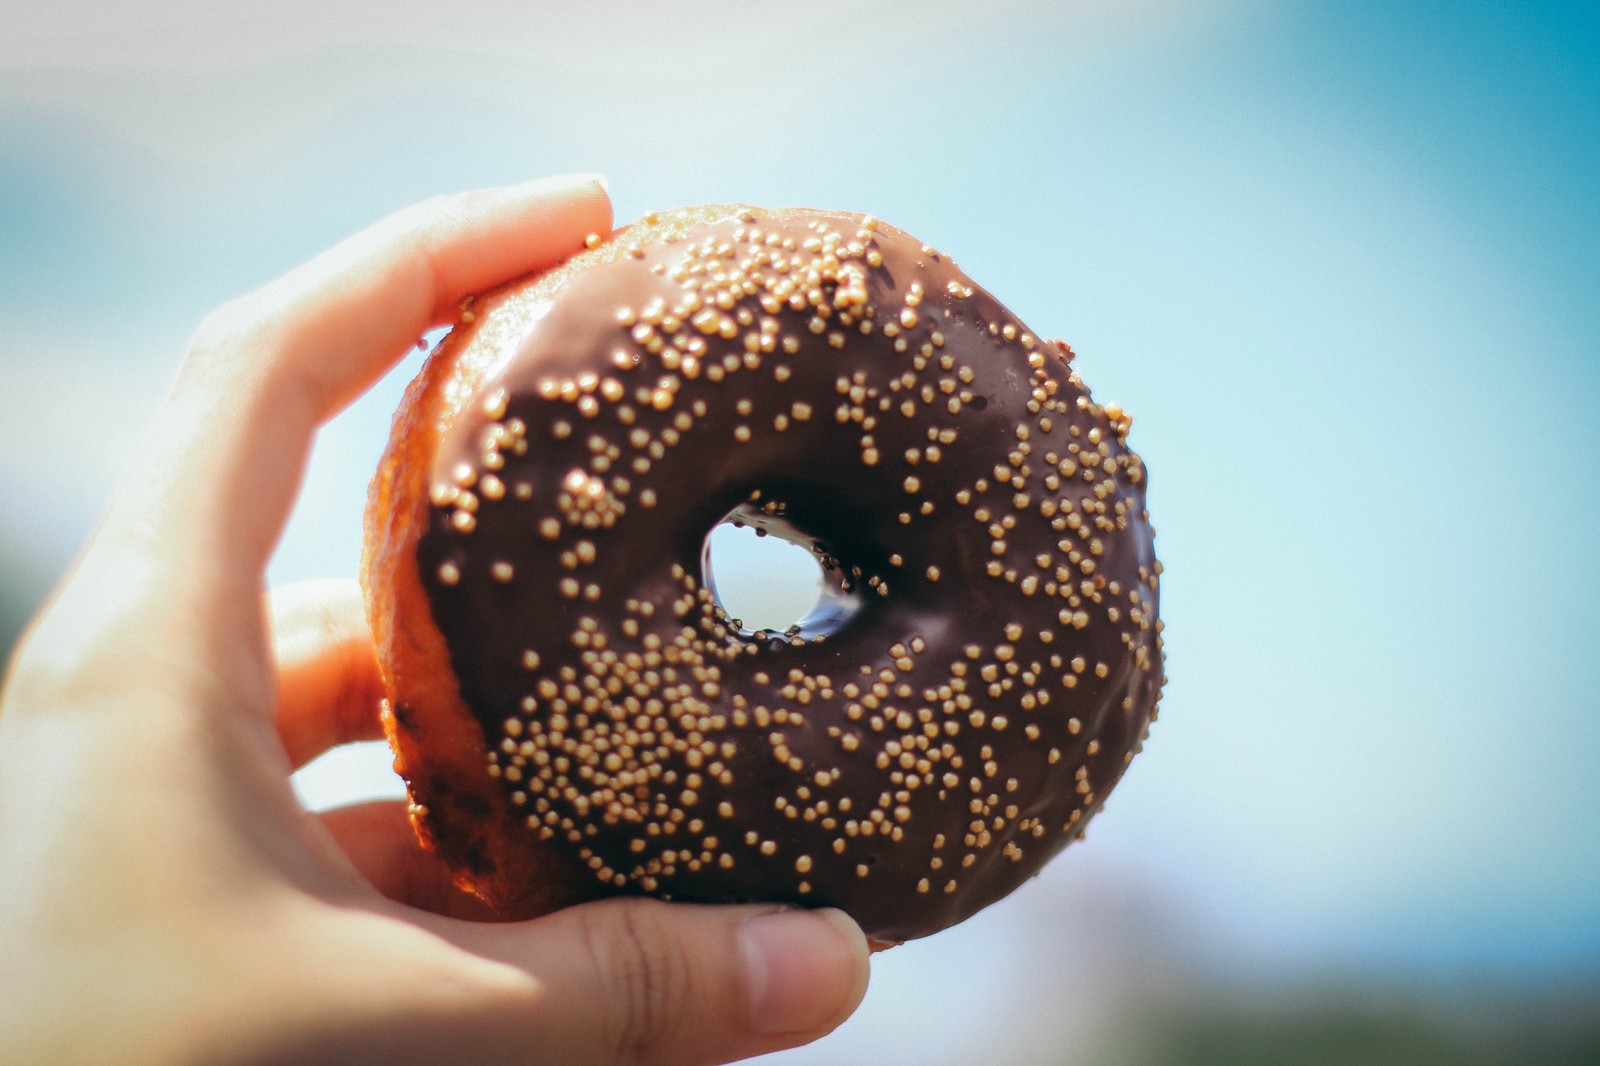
[521,172,609,195]
[563,171,609,193]
[741,908,869,1036]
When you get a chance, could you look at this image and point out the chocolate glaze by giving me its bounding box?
[412,207,1163,943]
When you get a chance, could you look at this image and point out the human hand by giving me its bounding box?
[0,175,870,1066]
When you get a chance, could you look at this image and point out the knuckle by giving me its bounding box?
[4,594,148,717]
[181,296,274,389]
[2,622,72,711]
[582,902,695,1063]
[385,192,461,244]
[188,296,259,357]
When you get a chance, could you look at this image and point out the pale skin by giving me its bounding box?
[0,175,870,1066]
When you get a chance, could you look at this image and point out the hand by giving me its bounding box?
[0,176,870,1066]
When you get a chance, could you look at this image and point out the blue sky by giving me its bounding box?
[2,1,1597,1055]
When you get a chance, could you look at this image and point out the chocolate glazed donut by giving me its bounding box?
[362,205,1165,946]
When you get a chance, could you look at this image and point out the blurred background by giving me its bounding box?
[4,1,1597,1061]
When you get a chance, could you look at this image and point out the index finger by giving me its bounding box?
[105,175,612,604]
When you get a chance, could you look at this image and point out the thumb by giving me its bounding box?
[451,897,870,1065]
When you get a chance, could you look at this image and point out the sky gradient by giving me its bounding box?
[3,1,1597,1060]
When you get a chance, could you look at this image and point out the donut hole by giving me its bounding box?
[702,507,861,639]
[702,520,823,635]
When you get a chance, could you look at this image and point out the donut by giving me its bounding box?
[362,205,1164,945]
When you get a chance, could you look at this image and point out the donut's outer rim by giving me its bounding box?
[363,204,1158,947]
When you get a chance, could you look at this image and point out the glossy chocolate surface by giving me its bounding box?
[414,207,1163,942]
